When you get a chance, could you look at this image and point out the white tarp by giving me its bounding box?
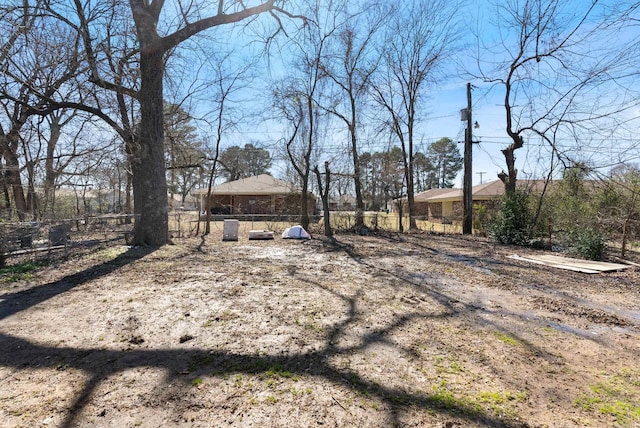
[282,225,311,239]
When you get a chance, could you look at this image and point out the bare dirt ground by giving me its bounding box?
[0,230,639,428]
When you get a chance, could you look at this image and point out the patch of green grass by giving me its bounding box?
[346,372,371,397]
[476,390,527,418]
[434,355,465,375]
[427,382,482,416]
[266,395,278,404]
[477,390,526,404]
[427,380,526,421]
[304,321,325,333]
[192,378,203,387]
[574,369,640,426]
[265,363,295,379]
[493,331,522,347]
[0,261,45,283]
[542,326,555,335]
[234,374,243,386]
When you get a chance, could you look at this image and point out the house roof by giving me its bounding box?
[414,187,460,202]
[417,179,551,203]
[193,174,301,196]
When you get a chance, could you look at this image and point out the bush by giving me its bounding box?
[490,191,532,246]
[560,227,607,261]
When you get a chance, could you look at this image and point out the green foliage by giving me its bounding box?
[537,165,621,257]
[219,143,272,182]
[560,227,607,261]
[493,331,522,347]
[427,137,464,188]
[0,261,44,283]
[593,165,640,256]
[489,190,532,246]
[547,167,597,230]
[574,368,640,426]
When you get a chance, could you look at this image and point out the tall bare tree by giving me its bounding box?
[272,0,337,230]
[321,4,386,232]
[476,0,640,194]
[372,0,459,229]
[28,110,112,219]
[66,0,300,245]
[0,2,84,220]
[199,51,256,235]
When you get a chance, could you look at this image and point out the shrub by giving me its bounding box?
[560,227,607,261]
[490,191,532,246]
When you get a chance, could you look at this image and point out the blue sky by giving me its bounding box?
[179,0,640,188]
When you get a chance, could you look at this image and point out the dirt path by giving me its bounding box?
[0,233,638,427]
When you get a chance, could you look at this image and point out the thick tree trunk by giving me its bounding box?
[499,144,519,195]
[124,167,133,224]
[26,162,38,219]
[1,172,10,213]
[4,152,28,221]
[131,48,169,245]
[43,120,61,218]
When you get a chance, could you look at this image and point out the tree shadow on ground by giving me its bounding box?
[0,240,539,427]
[0,246,157,321]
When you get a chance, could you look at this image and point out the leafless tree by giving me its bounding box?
[320,4,386,232]
[314,161,333,237]
[0,2,85,220]
[372,0,459,229]
[476,0,640,194]
[26,110,113,219]
[272,0,337,230]
[198,51,256,236]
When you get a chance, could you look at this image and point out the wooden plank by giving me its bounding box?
[533,254,630,272]
[509,254,631,273]
[507,254,601,274]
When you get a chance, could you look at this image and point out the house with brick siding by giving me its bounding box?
[193,174,315,217]
[409,180,550,224]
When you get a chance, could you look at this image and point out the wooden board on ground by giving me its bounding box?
[508,254,631,274]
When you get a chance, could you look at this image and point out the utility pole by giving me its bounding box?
[477,172,486,184]
[462,82,473,234]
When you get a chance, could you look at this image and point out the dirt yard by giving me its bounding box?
[0,230,639,427]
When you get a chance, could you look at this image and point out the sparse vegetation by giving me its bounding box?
[0,234,638,427]
[493,331,522,347]
[574,369,640,426]
[0,261,44,283]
